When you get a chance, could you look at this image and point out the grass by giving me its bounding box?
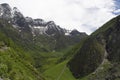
[0,48,43,80]
[43,60,76,80]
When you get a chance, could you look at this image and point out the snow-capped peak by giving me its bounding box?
[0,3,84,37]
[1,3,11,11]
[11,7,24,18]
[25,17,33,23]
[0,5,3,16]
[13,7,20,13]
[0,3,12,19]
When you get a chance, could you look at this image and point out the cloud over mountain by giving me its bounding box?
[0,0,119,34]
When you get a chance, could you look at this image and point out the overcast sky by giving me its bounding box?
[0,0,120,34]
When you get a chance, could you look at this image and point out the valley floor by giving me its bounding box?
[43,60,76,80]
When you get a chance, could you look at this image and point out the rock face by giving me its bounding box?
[68,15,120,79]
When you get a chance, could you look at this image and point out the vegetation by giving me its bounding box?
[0,18,85,80]
[1,8,120,80]
[68,37,105,78]
[68,15,120,80]
[0,19,43,80]
[43,60,76,80]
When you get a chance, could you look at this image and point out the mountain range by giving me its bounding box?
[0,3,87,51]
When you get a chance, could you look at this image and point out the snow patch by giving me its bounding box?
[64,30,71,36]
[8,21,11,23]
[33,26,48,34]
[12,24,19,28]
[25,17,33,22]
[65,33,70,36]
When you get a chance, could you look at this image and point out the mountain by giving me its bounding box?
[0,3,87,51]
[68,15,120,80]
[0,3,12,19]
[0,3,84,36]
[0,3,87,80]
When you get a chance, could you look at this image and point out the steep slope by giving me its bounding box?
[43,60,76,80]
[68,15,120,80]
[0,19,43,80]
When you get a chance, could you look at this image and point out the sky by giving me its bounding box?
[0,0,120,34]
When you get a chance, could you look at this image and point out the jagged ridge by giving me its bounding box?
[0,3,86,36]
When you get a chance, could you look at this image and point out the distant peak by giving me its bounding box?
[13,7,20,12]
[13,7,17,10]
[34,18,44,22]
[47,21,55,25]
[72,29,79,31]
[0,3,11,10]
[70,29,87,36]
[1,3,9,6]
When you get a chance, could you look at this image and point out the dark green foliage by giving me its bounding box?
[92,15,120,63]
[53,34,86,51]
[33,33,87,52]
[58,37,87,63]
[0,63,8,77]
[68,37,104,78]
[68,15,120,79]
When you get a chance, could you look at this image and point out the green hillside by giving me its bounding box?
[0,17,86,80]
[0,19,43,80]
[68,15,120,80]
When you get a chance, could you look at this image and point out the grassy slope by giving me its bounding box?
[79,15,120,80]
[42,38,89,80]
[68,36,105,78]
[0,19,43,80]
[0,18,87,80]
[0,48,43,80]
[43,60,76,80]
[0,19,77,80]
[43,15,120,80]
[41,42,85,80]
[68,15,120,80]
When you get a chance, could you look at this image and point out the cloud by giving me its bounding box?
[0,0,118,34]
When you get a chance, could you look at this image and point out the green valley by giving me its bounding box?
[1,2,120,80]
